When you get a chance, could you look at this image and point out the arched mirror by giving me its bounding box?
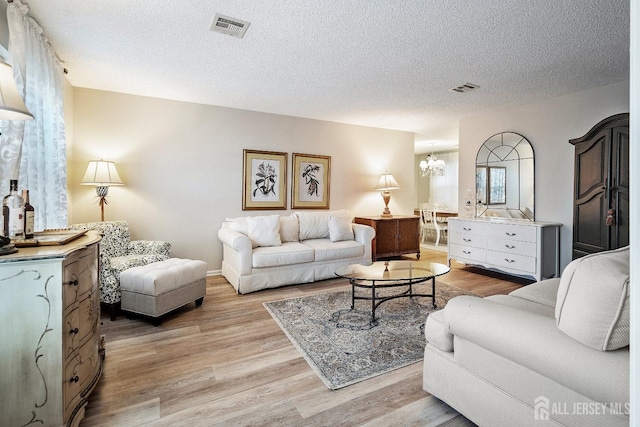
[475,132,534,220]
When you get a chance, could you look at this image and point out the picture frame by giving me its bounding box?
[291,153,331,209]
[242,149,288,210]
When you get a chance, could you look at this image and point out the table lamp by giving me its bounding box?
[0,57,33,120]
[374,172,400,218]
[80,160,123,221]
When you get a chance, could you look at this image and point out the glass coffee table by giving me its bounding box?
[335,261,450,326]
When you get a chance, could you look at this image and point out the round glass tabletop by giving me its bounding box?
[335,260,450,282]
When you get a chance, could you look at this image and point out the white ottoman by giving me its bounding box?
[120,258,207,325]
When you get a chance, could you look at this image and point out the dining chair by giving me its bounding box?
[419,208,435,244]
[431,208,448,246]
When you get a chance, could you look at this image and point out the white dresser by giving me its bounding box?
[0,231,103,427]
[447,217,561,282]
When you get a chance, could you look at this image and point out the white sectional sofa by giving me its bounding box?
[218,211,375,294]
[423,246,629,427]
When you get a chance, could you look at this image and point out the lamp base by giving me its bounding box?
[380,191,393,218]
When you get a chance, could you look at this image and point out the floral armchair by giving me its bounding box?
[69,221,171,320]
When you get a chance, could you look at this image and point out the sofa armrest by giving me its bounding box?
[353,223,375,261]
[128,240,171,256]
[443,296,629,405]
[218,227,253,276]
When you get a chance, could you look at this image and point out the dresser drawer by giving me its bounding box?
[449,220,490,235]
[487,250,536,274]
[449,231,487,248]
[64,335,101,418]
[449,244,487,262]
[63,245,99,310]
[488,238,537,257]
[492,223,537,242]
[63,291,99,360]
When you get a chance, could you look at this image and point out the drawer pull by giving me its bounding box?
[505,245,515,249]
[505,258,515,263]
[463,227,472,231]
[463,250,472,255]
[70,327,79,335]
[463,238,472,242]
[69,376,79,383]
[68,279,79,287]
[505,232,516,237]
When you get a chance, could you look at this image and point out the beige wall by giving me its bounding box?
[68,88,415,273]
[459,80,630,271]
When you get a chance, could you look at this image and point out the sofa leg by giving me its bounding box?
[195,297,204,307]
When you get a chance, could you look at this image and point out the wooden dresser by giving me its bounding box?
[0,231,103,427]
[354,215,420,261]
[447,217,561,282]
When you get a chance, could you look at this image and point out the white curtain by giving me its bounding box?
[428,151,459,210]
[0,0,67,230]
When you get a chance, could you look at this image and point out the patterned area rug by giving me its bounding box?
[263,282,476,390]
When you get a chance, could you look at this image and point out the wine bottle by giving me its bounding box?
[23,189,35,239]
[2,180,25,240]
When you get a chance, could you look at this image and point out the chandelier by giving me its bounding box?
[419,153,445,177]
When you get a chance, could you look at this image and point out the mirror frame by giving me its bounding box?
[475,132,535,221]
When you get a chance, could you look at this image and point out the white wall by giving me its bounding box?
[68,88,415,273]
[459,80,629,270]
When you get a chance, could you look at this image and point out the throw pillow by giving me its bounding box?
[295,210,350,241]
[247,215,282,248]
[328,214,354,242]
[225,216,250,235]
[555,246,630,351]
[279,214,300,242]
[296,212,330,240]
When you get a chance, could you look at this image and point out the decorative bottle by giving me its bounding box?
[3,180,25,239]
[22,189,35,239]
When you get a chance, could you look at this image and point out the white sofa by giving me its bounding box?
[218,211,375,294]
[423,246,629,427]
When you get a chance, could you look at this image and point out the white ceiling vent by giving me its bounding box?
[210,14,250,38]
[450,83,480,93]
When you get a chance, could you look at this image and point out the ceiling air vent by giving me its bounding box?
[210,14,250,38]
[450,83,480,93]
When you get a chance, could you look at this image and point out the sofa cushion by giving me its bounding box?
[508,278,560,308]
[252,242,314,268]
[301,238,363,262]
[247,215,281,248]
[279,214,300,242]
[555,246,630,351]
[328,214,354,242]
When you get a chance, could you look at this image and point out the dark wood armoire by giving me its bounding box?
[569,113,629,259]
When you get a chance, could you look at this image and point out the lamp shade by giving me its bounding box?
[0,58,33,121]
[80,160,123,186]
[374,172,400,191]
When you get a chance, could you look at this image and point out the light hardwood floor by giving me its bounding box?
[82,249,532,427]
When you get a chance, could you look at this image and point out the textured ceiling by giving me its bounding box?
[23,0,629,153]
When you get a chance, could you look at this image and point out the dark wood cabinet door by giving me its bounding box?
[570,113,629,259]
[375,219,398,256]
[396,218,419,253]
[572,129,609,257]
[612,125,630,250]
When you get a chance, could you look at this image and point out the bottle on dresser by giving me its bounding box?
[22,189,34,239]
[2,179,25,240]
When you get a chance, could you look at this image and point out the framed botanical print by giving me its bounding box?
[242,149,288,210]
[291,153,331,209]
